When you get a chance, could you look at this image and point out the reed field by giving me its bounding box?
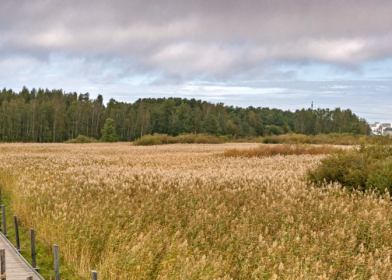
[1,143,392,279]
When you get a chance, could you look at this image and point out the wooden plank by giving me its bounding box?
[0,232,44,280]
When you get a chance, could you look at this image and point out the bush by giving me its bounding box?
[194,134,223,144]
[366,159,392,193]
[134,133,225,146]
[262,137,279,144]
[171,134,196,144]
[133,134,164,146]
[64,135,98,144]
[308,143,392,193]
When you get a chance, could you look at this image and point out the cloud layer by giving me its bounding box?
[1,0,392,121]
[2,0,392,80]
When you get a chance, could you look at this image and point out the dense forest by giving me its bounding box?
[0,87,370,142]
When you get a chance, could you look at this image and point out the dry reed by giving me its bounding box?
[0,143,391,279]
[223,144,337,158]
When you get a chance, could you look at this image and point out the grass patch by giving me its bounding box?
[223,144,338,158]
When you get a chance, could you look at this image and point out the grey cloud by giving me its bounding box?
[1,0,392,81]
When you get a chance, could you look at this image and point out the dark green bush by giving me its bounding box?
[308,143,392,193]
[262,137,279,144]
[64,135,98,143]
[366,159,392,193]
[134,133,225,146]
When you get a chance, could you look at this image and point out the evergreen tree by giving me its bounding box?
[100,118,119,142]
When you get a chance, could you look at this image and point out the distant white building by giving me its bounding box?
[385,131,392,138]
[369,122,392,136]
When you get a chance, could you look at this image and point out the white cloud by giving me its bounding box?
[2,0,392,82]
[330,85,352,89]
[0,0,392,123]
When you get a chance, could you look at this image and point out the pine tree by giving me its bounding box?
[100,118,119,142]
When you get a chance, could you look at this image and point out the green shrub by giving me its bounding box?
[134,133,224,146]
[308,143,392,193]
[64,135,98,144]
[307,150,371,191]
[169,134,196,144]
[194,134,223,144]
[262,137,279,144]
[366,158,392,193]
[133,134,164,146]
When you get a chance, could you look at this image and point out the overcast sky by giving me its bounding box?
[1,0,392,122]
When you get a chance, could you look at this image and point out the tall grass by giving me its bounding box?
[223,144,338,158]
[1,143,392,279]
[134,133,391,146]
[240,133,391,145]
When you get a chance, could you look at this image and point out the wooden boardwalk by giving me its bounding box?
[0,232,44,280]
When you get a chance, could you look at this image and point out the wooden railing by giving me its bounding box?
[0,183,99,279]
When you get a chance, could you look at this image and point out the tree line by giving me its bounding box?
[0,87,370,142]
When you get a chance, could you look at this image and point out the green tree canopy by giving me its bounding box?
[0,87,371,142]
[203,114,219,135]
[283,122,291,134]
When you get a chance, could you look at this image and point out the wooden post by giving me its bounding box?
[14,215,22,252]
[92,270,97,280]
[1,206,7,237]
[0,183,2,235]
[0,184,2,232]
[0,248,5,280]
[54,244,60,280]
[31,228,39,270]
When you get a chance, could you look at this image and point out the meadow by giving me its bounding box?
[1,143,392,279]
